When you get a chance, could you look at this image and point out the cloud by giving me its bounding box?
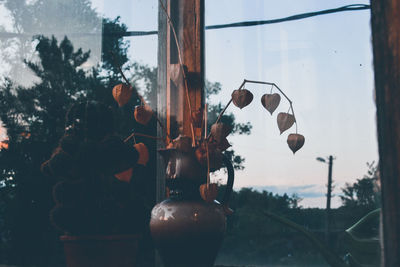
[243,184,325,198]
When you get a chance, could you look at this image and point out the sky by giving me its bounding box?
[0,0,377,208]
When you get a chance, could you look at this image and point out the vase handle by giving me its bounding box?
[221,153,234,215]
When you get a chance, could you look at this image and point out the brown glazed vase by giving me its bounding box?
[150,148,234,267]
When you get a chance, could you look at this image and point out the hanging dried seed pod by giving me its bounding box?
[287,133,305,154]
[114,168,133,182]
[134,142,149,166]
[199,183,219,203]
[261,93,281,115]
[211,123,232,142]
[231,89,253,109]
[134,105,153,125]
[112,83,132,107]
[277,112,295,134]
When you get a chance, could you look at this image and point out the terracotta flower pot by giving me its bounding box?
[60,234,141,267]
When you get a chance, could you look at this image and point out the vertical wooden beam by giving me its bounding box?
[177,0,205,139]
[370,0,400,266]
[167,0,205,140]
[157,0,205,203]
[157,0,205,202]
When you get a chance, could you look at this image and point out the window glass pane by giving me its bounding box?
[205,1,379,266]
[0,0,157,265]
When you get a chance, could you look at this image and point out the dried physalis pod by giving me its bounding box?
[199,183,219,203]
[216,137,231,151]
[287,133,305,154]
[134,143,149,166]
[134,105,153,125]
[191,108,203,128]
[277,112,295,134]
[261,93,281,115]
[211,123,232,142]
[172,135,192,153]
[194,142,223,171]
[112,83,132,107]
[115,168,133,183]
[231,89,253,109]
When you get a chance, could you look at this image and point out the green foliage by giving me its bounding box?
[0,0,103,85]
[340,162,380,210]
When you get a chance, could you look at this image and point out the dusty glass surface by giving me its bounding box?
[0,1,380,266]
[205,1,379,266]
[0,0,158,265]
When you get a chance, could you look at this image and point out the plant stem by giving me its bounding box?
[124,132,164,143]
[214,79,246,125]
[244,79,298,131]
[111,52,170,144]
[211,79,299,136]
[110,52,147,106]
[159,0,195,146]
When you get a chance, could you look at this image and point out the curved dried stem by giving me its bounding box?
[110,52,147,106]
[211,79,299,138]
[111,52,170,144]
[159,0,195,146]
[124,132,164,143]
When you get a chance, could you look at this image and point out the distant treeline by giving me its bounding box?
[216,183,380,266]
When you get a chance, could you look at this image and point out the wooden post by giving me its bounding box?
[370,1,400,266]
[157,0,205,203]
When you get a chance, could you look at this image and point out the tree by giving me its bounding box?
[0,0,102,86]
[0,31,136,265]
[340,161,380,210]
[0,1,252,265]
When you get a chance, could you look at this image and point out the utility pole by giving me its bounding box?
[317,155,336,245]
[326,155,334,245]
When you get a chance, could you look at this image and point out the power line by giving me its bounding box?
[205,4,370,30]
[0,4,370,39]
[123,4,370,36]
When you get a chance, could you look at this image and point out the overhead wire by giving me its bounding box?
[0,4,371,39]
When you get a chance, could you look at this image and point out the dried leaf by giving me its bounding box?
[277,112,295,134]
[287,133,305,154]
[199,183,218,203]
[261,93,281,115]
[134,143,149,166]
[231,89,253,109]
[191,108,203,128]
[195,142,223,171]
[112,83,132,107]
[134,105,153,125]
[211,123,232,142]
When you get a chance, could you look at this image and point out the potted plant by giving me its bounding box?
[41,101,150,267]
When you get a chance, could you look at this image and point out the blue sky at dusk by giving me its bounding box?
[0,0,377,208]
